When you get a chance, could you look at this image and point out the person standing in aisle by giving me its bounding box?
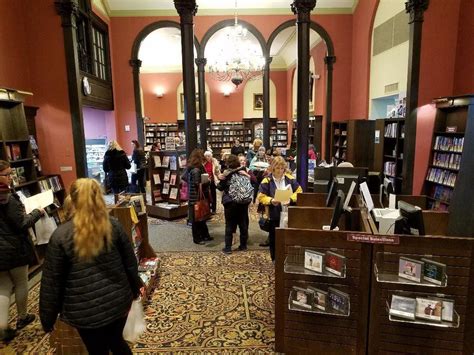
[203,151,220,214]
[217,155,253,254]
[182,149,212,244]
[257,156,302,261]
[246,138,262,167]
[131,140,147,194]
[0,160,44,342]
[231,138,245,156]
[103,140,131,194]
[39,178,143,354]
[308,144,317,160]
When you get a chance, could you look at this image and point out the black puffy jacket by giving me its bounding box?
[0,183,43,271]
[103,149,131,191]
[39,217,143,331]
[131,148,147,170]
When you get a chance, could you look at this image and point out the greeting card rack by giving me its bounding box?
[147,150,188,219]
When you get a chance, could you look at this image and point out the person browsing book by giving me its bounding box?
[257,156,302,261]
[103,140,131,194]
[0,160,44,342]
[39,178,143,354]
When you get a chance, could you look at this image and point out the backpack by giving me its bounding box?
[228,173,253,204]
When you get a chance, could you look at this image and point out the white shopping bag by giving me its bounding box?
[123,299,146,343]
[34,216,58,245]
[279,205,288,228]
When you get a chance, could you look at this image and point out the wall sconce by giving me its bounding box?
[312,74,321,80]
[155,88,164,98]
[223,89,231,97]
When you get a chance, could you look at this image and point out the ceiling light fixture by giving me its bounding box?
[207,0,265,88]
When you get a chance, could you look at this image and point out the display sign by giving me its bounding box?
[164,137,176,151]
[347,233,400,245]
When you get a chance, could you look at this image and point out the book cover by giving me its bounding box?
[164,170,171,182]
[307,286,327,311]
[169,187,178,200]
[325,251,346,276]
[170,174,177,186]
[16,166,26,183]
[420,258,446,285]
[10,144,21,160]
[415,298,442,322]
[398,257,423,283]
[327,287,350,315]
[153,155,161,167]
[304,249,324,274]
[153,174,161,185]
[291,287,313,310]
[169,156,177,171]
[162,156,170,167]
[162,182,170,195]
[389,294,416,320]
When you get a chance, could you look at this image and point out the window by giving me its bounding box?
[92,26,108,80]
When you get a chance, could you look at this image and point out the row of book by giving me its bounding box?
[433,136,464,152]
[426,167,457,187]
[384,161,397,177]
[4,143,22,161]
[427,200,449,211]
[290,285,349,316]
[389,294,454,323]
[432,152,461,170]
[39,176,63,192]
[152,155,186,170]
[153,171,178,185]
[428,185,453,204]
[384,122,399,138]
[146,131,179,138]
[153,186,179,201]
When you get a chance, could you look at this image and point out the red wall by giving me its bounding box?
[350,0,379,119]
[0,0,33,96]
[453,0,474,95]
[412,0,462,194]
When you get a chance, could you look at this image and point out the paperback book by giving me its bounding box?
[304,249,324,273]
[398,257,423,283]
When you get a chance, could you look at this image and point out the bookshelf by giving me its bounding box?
[424,96,468,211]
[144,123,181,150]
[373,118,406,193]
[208,121,252,154]
[291,115,322,152]
[270,120,288,148]
[148,150,188,219]
[331,120,375,168]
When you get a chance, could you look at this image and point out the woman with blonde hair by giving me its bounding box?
[257,156,302,261]
[40,178,142,354]
[103,140,131,194]
[246,138,262,166]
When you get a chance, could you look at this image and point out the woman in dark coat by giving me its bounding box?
[103,140,131,194]
[182,149,212,245]
[0,160,44,342]
[131,139,147,193]
[39,178,143,354]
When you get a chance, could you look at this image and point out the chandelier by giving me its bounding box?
[207,0,265,87]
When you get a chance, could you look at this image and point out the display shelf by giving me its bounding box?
[332,120,375,168]
[288,288,350,317]
[85,138,107,183]
[386,301,459,329]
[144,122,182,150]
[290,116,322,151]
[207,121,252,153]
[374,264,447,288]
[284,246,346,278]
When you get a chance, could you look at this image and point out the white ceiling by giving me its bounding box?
[106,0,356,12]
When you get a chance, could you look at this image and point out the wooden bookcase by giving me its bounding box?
[207,121,252,154]
[331,120,375,168]
[424,96,469,211]
[144,123,181,150]
[373,118,406,193]
[291,115,322,151]
[147,150,188,219]
[270,120,288,148]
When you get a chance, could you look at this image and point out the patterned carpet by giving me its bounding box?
[0,250,275,354]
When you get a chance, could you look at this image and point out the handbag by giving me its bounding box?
[193,184,211,222]
[123,299,146,343]
[258,204,271,232]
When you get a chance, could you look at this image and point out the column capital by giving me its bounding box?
[324,55,336,68]
[195,57,207,67]
[291,0,317,15]
[129,59,142,71]
[405,0,429,23]
[174,0,198,22]
[55,0,79,27]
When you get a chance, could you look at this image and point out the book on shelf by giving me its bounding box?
[16,166,26,184]
[10,144,21,160]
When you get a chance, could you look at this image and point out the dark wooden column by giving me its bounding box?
[129,59,144,146]
[324,55,335,161]
[55,0,87,178]
[402,0,429,194]
[174,0,198,156]
[263,57,272,150]
[195,57,207,151]
[291,0,316,191]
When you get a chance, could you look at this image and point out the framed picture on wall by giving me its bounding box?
[253,93,263,110]
[180,93,201,113]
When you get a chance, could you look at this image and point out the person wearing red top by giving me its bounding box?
[204,151,220,214]
[308,144,317,160]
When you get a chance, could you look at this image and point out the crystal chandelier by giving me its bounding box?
[207,0,265,87]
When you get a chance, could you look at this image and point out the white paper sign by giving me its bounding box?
[359,182,374,212]
[23,190,54,214]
